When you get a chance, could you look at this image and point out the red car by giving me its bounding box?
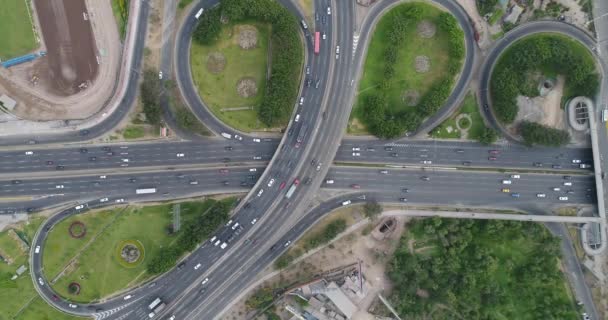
[219,169,229,174]
[293,178,300,185]
[489,150,500,155]
[351,184,361,189]
[279,182,287,190]
[488,156,497,161]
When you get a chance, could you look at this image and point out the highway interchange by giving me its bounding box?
[0,0,604,319]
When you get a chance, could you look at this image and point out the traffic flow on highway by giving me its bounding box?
[0,0,604,319]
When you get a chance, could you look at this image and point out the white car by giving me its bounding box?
[201,278,209,285]
[56,185,64,189]
[352,147,360,151]
[231,222,240,230]
[210,236,217,243]
[572,159,581,164]
[336,46,340,54]
[421,160,432,165]
[299,97,304,105]
[25,151,33,155]
[115,198,125,203]
[35,246,40,253]
[295,114,300,122]
[38,277,44,286]
[511,174,521,179]
[536,193,546,198]
[220,242,228,249]
[563,182,572,186]
[158,71,163,79]
[502,180,512,185]
[99,198,109,203]
[257,189,264,197]
[316,163,322,171]
[322,33,326,40]
[249,168,257,172]
[169,316,176,320]
[352,152,360,157]
[559,196,568,201]
[214,239,221,246]
[325,179,334,184]
[284,240,292,247]
[75,205,84,210]
[253,156,262,160]
[234,135,243,141]
[225,219,233,226]
[253,138,261,143]
[267,179,275,187]
[553,187,561,191]
[122,158,129,162]
[327,6,331,15]
[124,295,132,300]
[251,218,258,225]
[176,153,185,157]
[68,304,77,309]
[99,175,107,179]
[342,200,351,206]
[194,263,202,270]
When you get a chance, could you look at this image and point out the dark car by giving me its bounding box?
[27,207,35,213]
[315,79,320,89]
[46,160,54,165]
[288,128,294,136]
[106,151,115,156]
[483,104,489,111]
[384,146,394,151]
[89,156,97,161]
[322,15,327,24]
[399,198,408,202]
[79,130,90,136]
[563,176,571,180]
[401,188,409,193]
[129,178,136,183]
[391,152,398,157]
[225,146,233,151]
[102,146,111,151]
[243,202,251,209]
[533,162,543,167]
[488,156,497,161]
[306,78,312,87]
[462,161,471,166]
[56,165,65,170]
[310,159,316,166]
[420,176,430,181]
[248,174,256,180]
[552,164,562,169]
[351,184,361,189]
[304,177,312,185]
[79,148,88,153]
[222,158,230,163]
[177,262,186,270]
[222,181,229,186]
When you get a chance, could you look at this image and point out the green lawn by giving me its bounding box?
[110,0,129,39]
[0,217,85,320]
[190,22,271,132]
[431,93,485,140]
[45,199,220,302]
[122,125,145,139]
[0,0,37,60]
[351,3,451,134]
[488,8,504,25]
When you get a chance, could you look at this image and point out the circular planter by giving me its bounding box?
[68,221,86,239]
[68,282,81,295]
[114,240,145,268]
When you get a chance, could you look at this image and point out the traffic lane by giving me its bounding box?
[337,140,593,170]
[325,168,595,205]
[0,168,261,197]
[0,141,278,173]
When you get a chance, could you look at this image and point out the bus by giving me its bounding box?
[194,8,204,19]
[136,188,157,195]
[603,109,608,123]
[314,32,320,54]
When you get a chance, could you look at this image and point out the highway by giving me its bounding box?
[6,0,601,319]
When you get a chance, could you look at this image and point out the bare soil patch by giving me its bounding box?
[237,25,259,50]
[236,77,258,98]
[402,89,421,106]
[415,55,431,73]
[206,52,226,74]
[33,0,99,96]
[417,20,437,38]
[513,75,566,130]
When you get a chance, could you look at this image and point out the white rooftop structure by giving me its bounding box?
[323,282,357,319]
[0,94,17,111]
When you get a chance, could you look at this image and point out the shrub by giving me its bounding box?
[519,121,570,146]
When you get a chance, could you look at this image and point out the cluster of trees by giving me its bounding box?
[388,218,579,319]
[360,6,464,139]
[476,0,499,16]
[245,287,274,310]
[478,127,498,145]
[520,121,570,146]
[192,0,303,127]
[140,69,162,125]
[147,200,231,274]
[363,200,383,220]
[490,35,598,124]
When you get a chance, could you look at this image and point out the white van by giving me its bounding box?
[502,180,512,185]
[220,242,228,249]
[221,132,232,139]
[341,200,351,206]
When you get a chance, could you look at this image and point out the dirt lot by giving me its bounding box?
[33,0,98,96]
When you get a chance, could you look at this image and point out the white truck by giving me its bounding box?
[221,132,232,139]
[136,188,157,195]
[148,298,166,318]
[194,8,204,19]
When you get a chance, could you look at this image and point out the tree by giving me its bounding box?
[140,69,162,125]
[245,287,274,310]
[519,121,570,146]
[147,247,180,274]
[478,127,498,145]
[363,200,382,220]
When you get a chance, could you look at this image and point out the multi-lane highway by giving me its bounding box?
[1,0,602,319]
